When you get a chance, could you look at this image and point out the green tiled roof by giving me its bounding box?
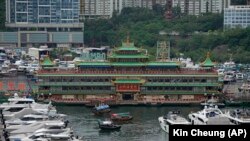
[41,57,54,66]
[37,74,218,77]
[116,42,139,51]
[108,54,149,59]
[112,62,145,67]
[148,62,180,66]
[201,52,215,67]
[77,62,110,66]
[113,79,145,84]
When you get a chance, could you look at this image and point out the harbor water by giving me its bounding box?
[56,106,201,141]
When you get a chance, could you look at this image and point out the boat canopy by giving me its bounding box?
[95,104,110,110]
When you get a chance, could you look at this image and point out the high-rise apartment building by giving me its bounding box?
[83,0,122,19]
[3,0,84,48]
[224,5,250,29]
[172,0,231,15]
[82,0,167,19]
[6,0,83,29]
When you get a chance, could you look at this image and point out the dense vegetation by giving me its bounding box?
[85,7,250,63]
[231,0,247,5]
[0,0,5,31]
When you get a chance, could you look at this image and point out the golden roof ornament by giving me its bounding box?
[206,52,210,58]
[126,34,130,45]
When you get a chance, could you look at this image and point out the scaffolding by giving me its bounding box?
[156,41,170,61]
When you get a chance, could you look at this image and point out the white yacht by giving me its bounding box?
[188,105,232,125]
[10,121,70,135]
[0,93,57,116]
[224,109,250,125]
[6,120,66,133]
[236,73,244,80]
[9,131,83,141]
[223,71,236,83]
[3,106,64,120]
[158,111,191,133]
[238,83,250,93]
[5,114,50,126]
[200,96,225,108]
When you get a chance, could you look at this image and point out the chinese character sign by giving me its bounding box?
[116,84,139,92]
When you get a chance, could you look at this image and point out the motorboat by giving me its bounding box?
[98,119,121,131]
[9,130,81,141]
[110,112,133,122]
[6,120,67,133]
[224,109,250,125]
[2,105,65,120]
[236,73,244,80]
[92,104,111,115]
[0,93,57,116]
[223,71,236,84]
[158,111,191,133]
[188,105,232,125]
[200,97,225,108]
[238,83,250,93]
[3,107,37,120]
[5,114,50,126]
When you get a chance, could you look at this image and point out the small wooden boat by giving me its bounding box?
[92,104,111,115]
[98,120,121,131]
[110,112,133,121]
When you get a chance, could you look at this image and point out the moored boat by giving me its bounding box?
[200,96,225,108]
[98,119,121,131]
[92,104,111,115]
[110,112,133,121]
[188,104,232,125]
[158,111,191,133]
[224,109,250,125]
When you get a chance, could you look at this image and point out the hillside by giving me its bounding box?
[85,7,250,63]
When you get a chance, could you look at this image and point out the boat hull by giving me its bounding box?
[92,109,111,115]
[111,116,133,122]
[99,125,121,131]
[158,117,169,133]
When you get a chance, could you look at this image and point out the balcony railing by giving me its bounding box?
[37,68,218,76]
[38,90,115,94]
[37,82,112,86]
[140,90,221,95]
[144,82,221,87]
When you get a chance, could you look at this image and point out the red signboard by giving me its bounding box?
[116,84,140,92]
[18,83,26,91]
[8,81,15,90]
[0,82,2,90]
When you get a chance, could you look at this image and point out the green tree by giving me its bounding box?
[172,6,181,18]
[231,0,247,5]
[0,0,6,31]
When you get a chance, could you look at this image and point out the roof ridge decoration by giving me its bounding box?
[41,55,54,66]
[200,52,215,68]
[126,34,130,45]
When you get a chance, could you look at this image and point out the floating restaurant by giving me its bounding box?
[36,40,222,105]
